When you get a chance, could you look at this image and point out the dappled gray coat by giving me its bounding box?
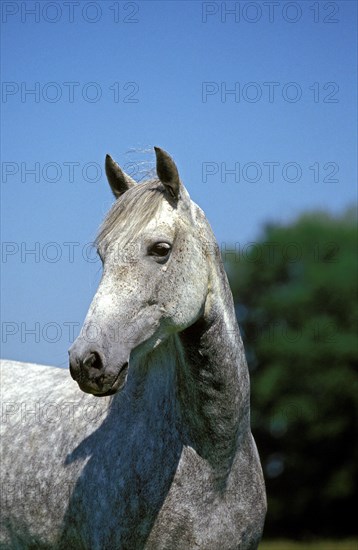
[0,148,266,549]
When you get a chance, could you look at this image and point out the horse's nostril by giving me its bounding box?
[83,352,103,371]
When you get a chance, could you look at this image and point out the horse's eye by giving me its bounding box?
[148,242,172,259]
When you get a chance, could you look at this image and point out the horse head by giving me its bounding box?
[69,148,212,396]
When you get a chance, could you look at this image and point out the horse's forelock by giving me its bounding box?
[95,178,167,253]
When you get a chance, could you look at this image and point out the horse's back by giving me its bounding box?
[0,360,111,548]
[1,359,93,439]
[1,359,72,397]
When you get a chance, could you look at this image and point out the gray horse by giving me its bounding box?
[0,148,266,549]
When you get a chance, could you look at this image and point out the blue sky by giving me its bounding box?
[1,0,357,365]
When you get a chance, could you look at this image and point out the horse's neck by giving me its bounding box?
[107,345,181,478]
[113,341,178,430]
[110,254,250,483]
[177,251,251,480]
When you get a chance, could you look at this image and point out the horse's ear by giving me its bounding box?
[105,154,136,199]
[154,147,181,201]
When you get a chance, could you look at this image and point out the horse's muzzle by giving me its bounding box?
[69,347,129,396]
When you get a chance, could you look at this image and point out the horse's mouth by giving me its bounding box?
[95,362,129,396]
[77,361,129,397]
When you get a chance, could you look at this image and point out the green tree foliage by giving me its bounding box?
[224,207,358,538]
